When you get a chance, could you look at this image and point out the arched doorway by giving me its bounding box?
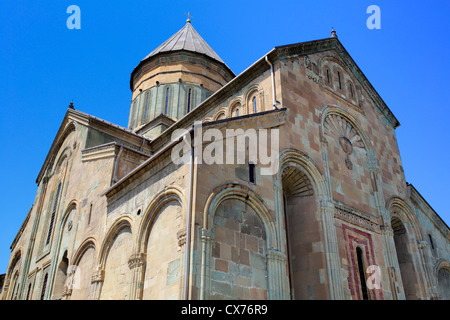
[281,166,325,299]
[391,216,418,299]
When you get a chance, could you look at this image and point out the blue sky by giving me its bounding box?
[0,0,449,273]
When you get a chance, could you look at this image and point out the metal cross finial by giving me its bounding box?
[185,12,193,23]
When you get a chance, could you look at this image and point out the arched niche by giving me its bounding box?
[98,217,133,300]
[69,238,97,300]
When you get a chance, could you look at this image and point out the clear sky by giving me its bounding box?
[0,0,449,274]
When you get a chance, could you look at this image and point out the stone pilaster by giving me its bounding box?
[266,248,289,299]
[319,200,345,300]
[199,228,212,300]
[128,253,146,300]
[90,269,104,300]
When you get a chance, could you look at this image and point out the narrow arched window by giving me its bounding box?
[164,87,170,115]
[40,273,48,300]
[337,71,342,90]
[88,203,92,225]
[46,182,61,245]
[356,247,369,300]
[249,163,256,184]
[187,88,192,113]
[252,96,257,113]
[236,108,239,117]
[349,82,354,98]
[326,69,331,83]
[26,283,32,300]
[428,234,435,250]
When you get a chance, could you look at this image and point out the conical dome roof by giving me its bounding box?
[142,21,226,65]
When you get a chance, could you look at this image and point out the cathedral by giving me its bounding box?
[2,19,449,300]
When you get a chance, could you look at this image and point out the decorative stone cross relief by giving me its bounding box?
[324,114,365,170]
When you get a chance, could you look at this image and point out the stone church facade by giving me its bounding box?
[2,21,449,300]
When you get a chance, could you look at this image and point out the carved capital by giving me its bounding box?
[417,240,428,249]
[266,248,287,263]
[177,229,187,247]
[380,225,394,236]
[128,253,146,270]
[200,228,212,242]
[62,286,72,297]
[91,269,104,283]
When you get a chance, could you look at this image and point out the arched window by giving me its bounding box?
[164,87,170,115]
[40,273,48,300]
[252,96,257,113]
[428,234,435,250]
[349,82,354,98]
[356,247,369,300]
[249,163,255,184]
[326,69,331,84]
[46,182,62,245]
[187,88,192,113]
[26,283,32,300]
[337,71,342,90]
[231,102,241,117]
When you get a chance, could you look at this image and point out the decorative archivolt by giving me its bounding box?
[202,183,277,250]
[71,236,98,267]
[278,148,328,200]
[386,196,424,242]
[281,166,314,197]
[435,259,450,276]
[137,185,186,253]
[47,122,76,175]
[97,215,133,268]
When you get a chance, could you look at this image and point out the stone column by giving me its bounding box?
[128,253,146,300]
[272,179,291,299]
[319,200,345,299]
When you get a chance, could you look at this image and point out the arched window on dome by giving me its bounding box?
[164,87,170,116]
[144,91,150,121]
[187,88,192,113]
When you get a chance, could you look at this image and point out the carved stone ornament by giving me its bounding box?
[304,55,321,83]
[177,229,187,247]
[91,269,104,283]
[128,253,146,269]
[324,114,365,170]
